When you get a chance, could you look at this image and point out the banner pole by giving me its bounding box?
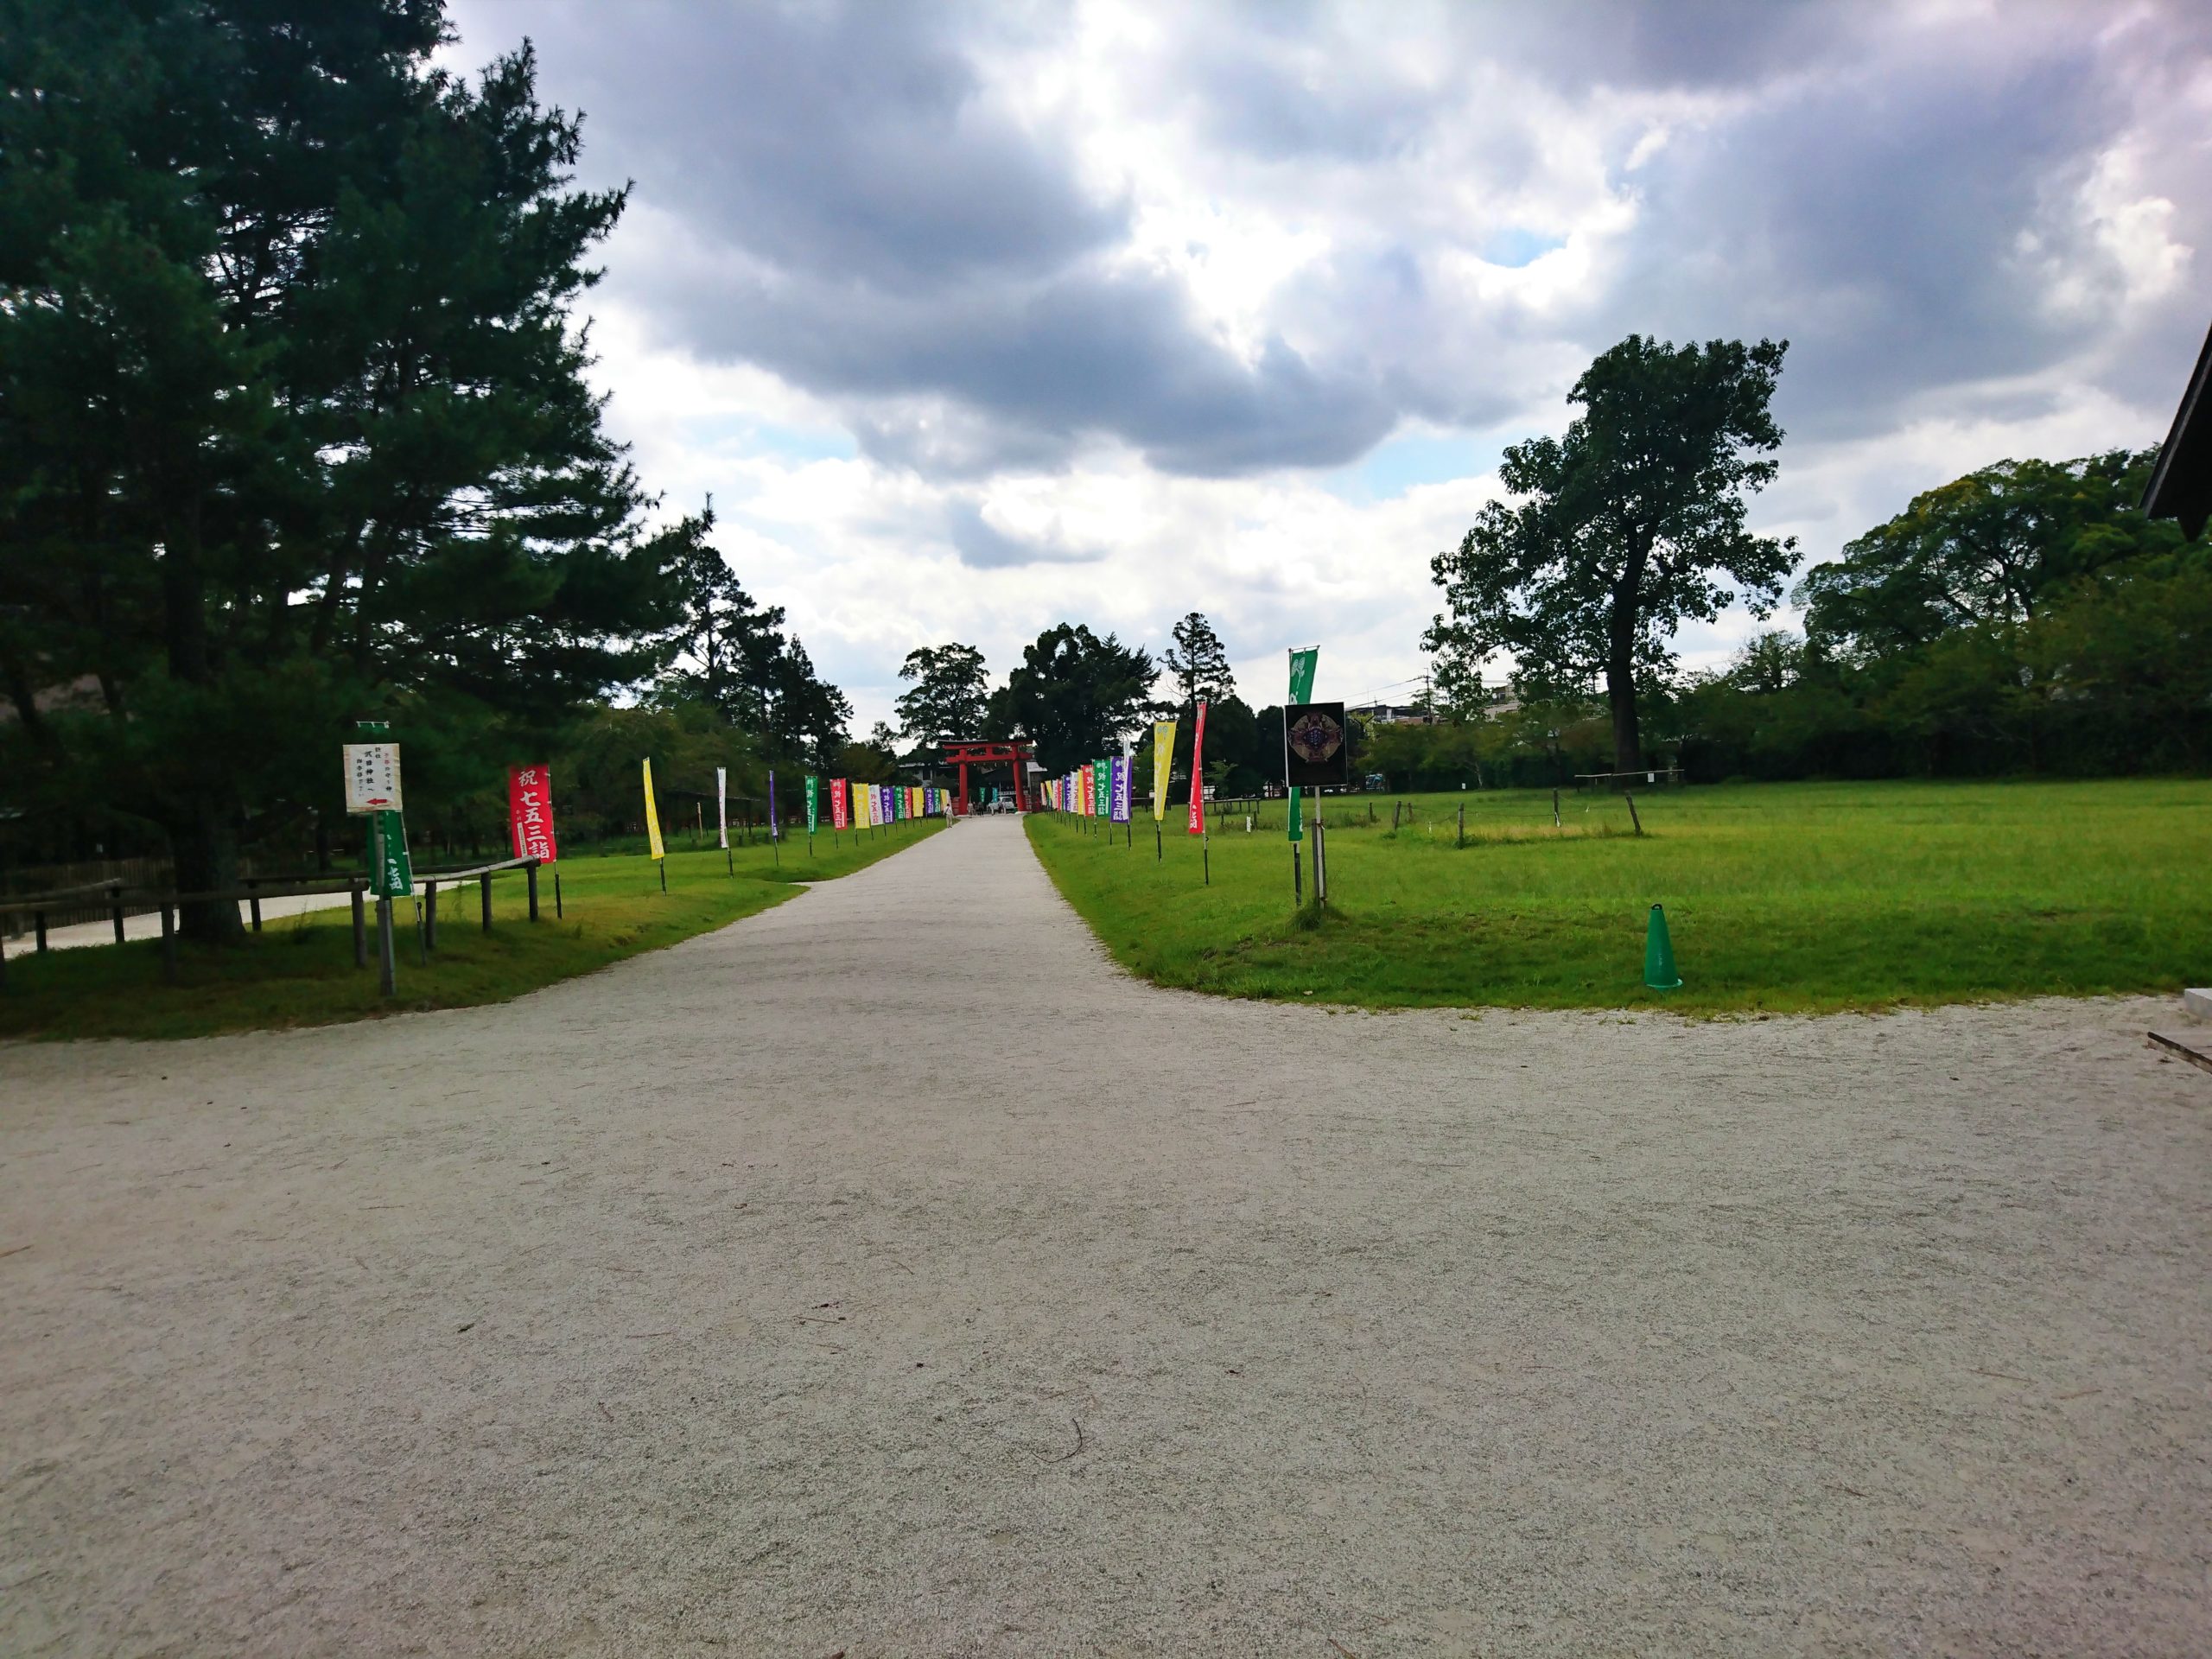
[378,897,396,996]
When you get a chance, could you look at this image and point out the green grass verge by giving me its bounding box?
[0,820,941,1042]
[1027,779,2212,1014]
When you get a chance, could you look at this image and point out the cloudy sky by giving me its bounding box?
[448,0,2210,728]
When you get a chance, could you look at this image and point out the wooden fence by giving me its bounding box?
[0,855,549,995]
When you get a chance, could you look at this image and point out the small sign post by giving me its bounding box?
[345,729,406,995]
[366,808,410,996]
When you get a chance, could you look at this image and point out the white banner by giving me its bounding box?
[716,766,728,849]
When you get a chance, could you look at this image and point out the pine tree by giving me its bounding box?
[0,1,678,937]
[1162,612,1236,711]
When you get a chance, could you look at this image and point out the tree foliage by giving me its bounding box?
[1796,450,2182,662]
[1427,334,1796,770]
[996,624,1160,771]
[1160,611,1236,712]
[894,642,989,750]
[657,504,849,772]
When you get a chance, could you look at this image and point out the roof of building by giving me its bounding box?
[2142,316,2212,539]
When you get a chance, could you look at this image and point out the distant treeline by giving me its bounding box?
[1369,448,2211,789]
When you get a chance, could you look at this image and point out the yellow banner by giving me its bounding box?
[1152,719,1178,821]
[642,758,665,860]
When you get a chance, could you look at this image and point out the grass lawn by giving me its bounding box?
[1027,779,2212,1013]
[0,819,940,1042]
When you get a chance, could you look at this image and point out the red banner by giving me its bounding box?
[1187,701,1208,835]
[831,777,849,830]
[508,764,558,862]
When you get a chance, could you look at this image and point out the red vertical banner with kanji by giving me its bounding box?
[1186,701,1209,835]
[508,764,559,862]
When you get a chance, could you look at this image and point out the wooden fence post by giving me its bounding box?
[378,896,397,996]
[111,882,125,944]
[352,884,367,968]
[1625,791,1643,836]
[161,903,179,984]
[247,876,262,932]
[35,909,48,952]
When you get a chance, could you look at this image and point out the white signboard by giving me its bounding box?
[344,742,403,814]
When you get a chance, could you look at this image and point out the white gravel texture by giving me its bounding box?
[2,815,2208,1656]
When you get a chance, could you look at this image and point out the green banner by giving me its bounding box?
[368,809,413,898]
[805,775,820,833]
[1286,647,1318,842]
[1093,760,1110,817]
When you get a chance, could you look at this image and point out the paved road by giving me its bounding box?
[3,817,2208,1656]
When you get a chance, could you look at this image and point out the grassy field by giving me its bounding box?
[1027,779,2212,1013]
[0,819,939,1042]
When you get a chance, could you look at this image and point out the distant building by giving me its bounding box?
[1348,702,1433,725]
[2143,316,2211,537]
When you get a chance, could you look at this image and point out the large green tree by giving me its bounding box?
[0,1,677,935]
[1427,334,1796,770]
[1796,450,2175,663]
[996,623,1159,772]
[894,642,989,749]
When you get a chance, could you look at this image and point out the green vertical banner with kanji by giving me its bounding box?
[805,775,820,834]
[368,809,413,898]
[1285,646,1318,842]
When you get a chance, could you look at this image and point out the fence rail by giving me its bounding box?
[0,858,550,995]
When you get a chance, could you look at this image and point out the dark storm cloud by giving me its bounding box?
[1581,49,2126,441]
[512,0,1122,289]
[632,238,1398,477]
[944,501,1103,569]
[451,0,2212,481]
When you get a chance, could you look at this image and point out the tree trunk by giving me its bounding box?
[1605,602,1642,773]
[162,493,243,943]
[172,795,244,942]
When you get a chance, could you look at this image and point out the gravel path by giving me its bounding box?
[3,816,2208,1656]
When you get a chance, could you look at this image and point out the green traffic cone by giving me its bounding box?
[1644,903,1682,991]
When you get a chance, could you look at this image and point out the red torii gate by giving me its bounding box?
[942,739,1034,815]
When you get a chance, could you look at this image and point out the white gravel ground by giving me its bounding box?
[2,815,2208,1656]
